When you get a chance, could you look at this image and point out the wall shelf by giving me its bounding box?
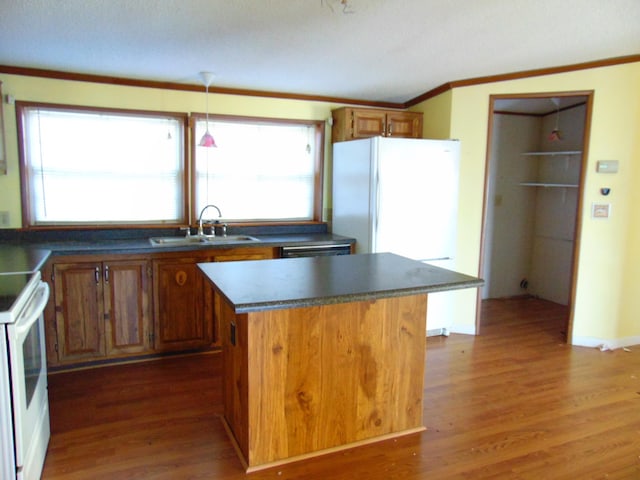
[520,150,581,189]
[519,182,579,188]
[521,151,582,157]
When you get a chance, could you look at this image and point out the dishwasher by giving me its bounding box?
[280,243,352,258]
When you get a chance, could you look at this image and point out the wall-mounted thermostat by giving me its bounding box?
[596,160,619,173]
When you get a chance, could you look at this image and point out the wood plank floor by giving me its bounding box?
[42,298,640,479]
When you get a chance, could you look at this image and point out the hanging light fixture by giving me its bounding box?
[548,97,562,142]
[199,71,217,148]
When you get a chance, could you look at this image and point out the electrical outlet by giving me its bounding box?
[0,211,10,226]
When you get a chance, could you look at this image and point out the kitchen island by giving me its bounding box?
[198,252,482,472]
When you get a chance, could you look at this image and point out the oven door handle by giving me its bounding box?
[13,282,50,337]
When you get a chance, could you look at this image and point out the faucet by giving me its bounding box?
[197,204,222,236]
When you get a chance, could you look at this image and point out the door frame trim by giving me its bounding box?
[475,90,595,341]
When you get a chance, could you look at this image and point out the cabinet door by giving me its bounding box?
[386,112,423,138]
[351,109,387,138]
[53,262,106,362]
[211,247,275,346]
[104,260,152,355]
[153,257,213,351]
[332,107,423,141]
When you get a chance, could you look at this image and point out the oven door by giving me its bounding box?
[7,281,50,480]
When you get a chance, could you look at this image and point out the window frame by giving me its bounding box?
[189,113,325,225]
[16,101,190,229]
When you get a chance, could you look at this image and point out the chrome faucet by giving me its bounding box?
[197,204,222,236]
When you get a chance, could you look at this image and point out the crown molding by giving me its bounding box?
[405,54,640,107]
[2,54,638,111]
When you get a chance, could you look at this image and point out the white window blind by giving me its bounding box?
[194,118,319,221]
[21,106,185,225]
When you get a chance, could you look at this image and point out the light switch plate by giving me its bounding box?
[592,203,611,219]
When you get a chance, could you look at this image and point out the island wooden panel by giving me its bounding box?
[220,294,428,471]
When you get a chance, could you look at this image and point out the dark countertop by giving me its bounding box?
[0,246,52,274]
[0,225,354,257]
[22,233,353,256]
[198,252,483,313]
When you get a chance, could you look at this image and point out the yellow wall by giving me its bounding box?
[413,61,640,346]
[417,89,453,139]
[3,62,639,345]
[0,74,339,226]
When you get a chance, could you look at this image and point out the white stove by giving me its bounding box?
[0,270,51,480]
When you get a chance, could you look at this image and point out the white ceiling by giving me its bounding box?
[0,0,639,104]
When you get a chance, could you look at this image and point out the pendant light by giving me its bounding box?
[548,97,562,142]
[199,71,217,148]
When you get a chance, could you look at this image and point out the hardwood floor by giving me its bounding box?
[43,297,640,479]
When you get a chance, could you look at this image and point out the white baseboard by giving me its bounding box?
[571,335,640,351]
[426,327,449,337]
[448,324,477,336]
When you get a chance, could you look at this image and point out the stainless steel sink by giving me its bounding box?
[149,235,261,246]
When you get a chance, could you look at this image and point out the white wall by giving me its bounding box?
[484,105,585,305]
[483,114,539,299]
[529,105,585,304]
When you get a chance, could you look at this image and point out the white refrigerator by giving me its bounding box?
[332,136,461,335]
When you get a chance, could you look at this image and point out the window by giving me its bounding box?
[17,104,324,228]
[193,115,323,222]
[18,103,187,226]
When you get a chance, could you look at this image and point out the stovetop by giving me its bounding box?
[0,272,41,323]
[0,246,50,275]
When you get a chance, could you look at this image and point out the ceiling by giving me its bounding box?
[0,0,639,105]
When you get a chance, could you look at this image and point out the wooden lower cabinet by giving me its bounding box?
[52,261,105,363]
[49,258,152,365]
[152,256,214,351]
[153,247,276,351]
[45,246,276,367]
[104,259,152,356]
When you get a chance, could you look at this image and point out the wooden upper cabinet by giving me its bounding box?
[349,109,387,139]
[386,111,423,138]
[331,107,423,142]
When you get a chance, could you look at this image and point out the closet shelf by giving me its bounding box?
[519,182,579,188]
[521,150,582,156]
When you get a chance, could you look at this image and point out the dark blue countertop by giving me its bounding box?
[198,252,483,313]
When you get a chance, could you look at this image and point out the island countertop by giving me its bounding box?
[198,252,483,313]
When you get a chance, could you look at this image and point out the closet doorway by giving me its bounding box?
[478,92,593,340]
